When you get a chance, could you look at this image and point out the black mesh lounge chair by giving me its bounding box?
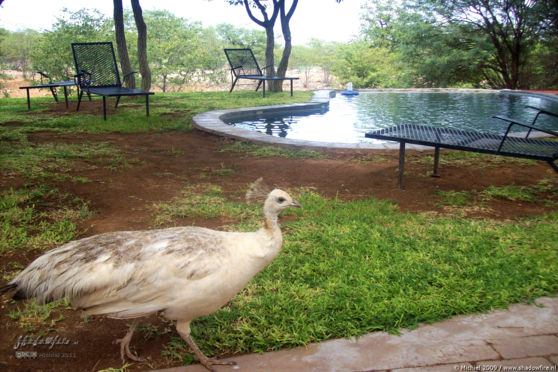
[365,105,558,189]
[224,48,298,97]
[72,42,154,120]
[19,71,76,110]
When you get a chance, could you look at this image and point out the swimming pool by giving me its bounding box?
[224,91,558,144]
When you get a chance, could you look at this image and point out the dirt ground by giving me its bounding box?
[0,99,557,372]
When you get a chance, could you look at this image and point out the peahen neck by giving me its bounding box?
[263,210,278,232]
[262,200,280,234]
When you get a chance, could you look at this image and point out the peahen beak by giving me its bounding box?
[291,200,302,209]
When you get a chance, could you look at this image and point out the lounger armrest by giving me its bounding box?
[526,105,558,119]
[493,115,529,126]
[36,71,52,84]
[493,115,558,138]
[75,70,93,88]
[37,71,50,79]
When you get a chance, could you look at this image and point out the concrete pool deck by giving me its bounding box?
[192,89,558,151]
[154,296,558,372]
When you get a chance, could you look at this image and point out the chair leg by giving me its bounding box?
[25,88,31,110]
[262,80,266,98]
[49,86,59,102]
[146,95,150,117]
[63,86,69,108]
[103,96,107,121]
[432,146,440,177]
[230,77,239,93]
[290,79,294,96]
[398,141,406,190]
[76,90,84,112]
[115,96,121,108]
[255,80,263,92]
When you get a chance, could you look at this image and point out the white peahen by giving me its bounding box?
[0,179,300,371]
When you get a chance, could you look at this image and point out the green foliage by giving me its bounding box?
[0,29,40,75]
[290,39,339,87]
[30,9,113,82]
[142,11,225,92]
[352,0,558,89]
[331,41,403,88]
[216,23,267,60]
[358,1,492,88]
[411,0,557,89]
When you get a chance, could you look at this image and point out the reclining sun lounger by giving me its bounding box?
[72,42,154,120]
[224,48,298,97]
[365,105,558,189]
[19,71,76,110]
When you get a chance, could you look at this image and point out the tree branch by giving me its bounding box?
[285,0,298,21]
[243,0,266,27]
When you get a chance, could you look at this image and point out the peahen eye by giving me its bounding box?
[277,197,286,203]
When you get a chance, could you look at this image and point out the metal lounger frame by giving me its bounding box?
[19,72,78,110]
[224,48,298,97]
[365,105,558,189]
[72,42,154,120]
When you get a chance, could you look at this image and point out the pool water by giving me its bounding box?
[225,92,558,144]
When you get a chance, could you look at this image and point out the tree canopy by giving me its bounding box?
[1,2,557,91]
[354,0,558,89]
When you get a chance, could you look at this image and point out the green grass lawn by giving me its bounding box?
[154,185,557,361]
[0,91,556,366]
[0,90,313,133]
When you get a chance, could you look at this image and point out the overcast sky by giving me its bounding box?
[0,0,367,45]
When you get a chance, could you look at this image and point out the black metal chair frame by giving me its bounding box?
[19,71,77,110]
[72,42,154,120]
[365,105,558,189]
[224,48,298,97]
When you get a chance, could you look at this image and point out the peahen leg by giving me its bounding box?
[176,320,236,372]
[113,319,145,363]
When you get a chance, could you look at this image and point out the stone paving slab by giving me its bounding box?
[392,363,473,372]
[477,357,556,367]
[154,297,558,372]
[489,335,558,359]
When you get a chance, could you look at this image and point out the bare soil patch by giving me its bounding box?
[0,111,556,371]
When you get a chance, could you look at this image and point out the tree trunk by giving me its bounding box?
[131,0,151,91]
[271,0,298,92]
[242,0,280,89]
[113,0,136,88]
[264,23,276,76]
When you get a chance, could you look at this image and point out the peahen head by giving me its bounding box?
[246,178,301,220]
[264,189,301,216]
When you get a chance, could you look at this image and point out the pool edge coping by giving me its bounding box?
[192,89,556,151]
